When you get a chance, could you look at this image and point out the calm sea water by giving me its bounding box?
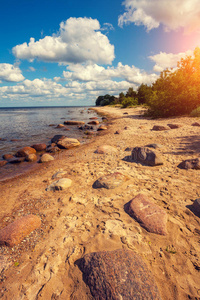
[0,106,98,159]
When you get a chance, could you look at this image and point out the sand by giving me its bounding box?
[0,106,200,299]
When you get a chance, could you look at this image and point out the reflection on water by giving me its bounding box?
[0,106,97,157]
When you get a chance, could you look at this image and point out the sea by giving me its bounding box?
[0,106,99,180]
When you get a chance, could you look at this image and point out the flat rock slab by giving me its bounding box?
[126,194,168,235]
[46,178,72,191]
[93,172,128,189]
[64,120,85,125]
[78,249,161,300]
[15,147,36,157]
[178,158,200,170]
[40,153,54,163]
[0,215,41,247]
[57,137,80,149]
[131,147,163,166]
[95,145,118,154]
[152,125,170,131]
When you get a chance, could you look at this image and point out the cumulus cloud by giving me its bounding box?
[60,62,158,85]
[12,17,115,64]
[118,0,200,32]
[149,50,193,72]
[0,63,24,82]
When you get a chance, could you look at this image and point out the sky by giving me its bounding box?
[1,0,200,107]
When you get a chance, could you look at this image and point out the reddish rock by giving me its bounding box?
[126,194,168,235]
[178,158,200,170]
[8,157,25,164]
[167,124,182,129]
[15,147,36,157]
[97,125,107,131]
[93,172,128,189]
[192,122,200,126]
[78,249,161,300]
[152,125,170,131]
[88,120,99,125]
[131,147,163,166]
[64,120,85,125]
[0,215,41,247]
[95,145,118,154]
[89,117,98,120]
[26,153,37,162]
[3,154,14,160]
[48,124,55,126]
[0,161,7,167]
[56,124,65,128]
[31,143,47,151]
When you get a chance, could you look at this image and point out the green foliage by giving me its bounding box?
[190,106,200,117]
[137,84,153,104]
[95,94,117,106]
[121,97,138,108]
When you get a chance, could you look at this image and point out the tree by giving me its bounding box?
[137,84,152,104]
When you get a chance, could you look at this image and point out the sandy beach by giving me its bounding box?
[0,106,200,300]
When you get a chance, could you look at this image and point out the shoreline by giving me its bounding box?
[0,106,200,300]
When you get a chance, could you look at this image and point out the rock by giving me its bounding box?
[167,124,182,129]
[78,125,93,130]
[97,125,107,131]
[26,153,37,162]
[124,126,129,130]
[78,249,161,300]
[131,147,163,166]
[84,131,95,136]
[39,153,54,163]
[123,112,128,114]
[125,147,134,151]
[57,138,80,149]
[93,172,128,189]
[152,125,170,131]
[192,122,200,126]
[46,145,61,153]
[64,120,85,125]
[126,193,168,235]
[115,130,122,134]
[48,124,55,126]
[46,178,72,191]
[95,145,118,154]
[8,157,25,164]
[102,116,108,120]
[193,198,200,214]
[31,143,47,151]
[56,124,65,128]
[88,120,99,125]
[51,135,66,143]
[3,154,14,160]
[89,117,98,120]
[178,158,200,169]
[15,146,36,157]
[0,161,7,167]
[0,215,41,247]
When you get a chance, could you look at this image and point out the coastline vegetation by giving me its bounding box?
[95,47,200,118]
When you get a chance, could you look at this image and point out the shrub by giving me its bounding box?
[121,97,138,108]
[190,106,200,117]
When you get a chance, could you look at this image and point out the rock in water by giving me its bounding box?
[0,215,41,247]
[31,143,47,151]
[78,249,161,300]
[51,135,66,143]
[46,178,72,191]
[126,193,168,235]
[93,172,127,189]
[131,147,163,166]
[64,120,85,125]
[15,147,36,157]
[178,158,200,170]
[57,137,80,149]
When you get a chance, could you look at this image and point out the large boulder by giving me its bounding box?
[93,172,127,189]
[64,120,85,125]
[78,249,161,300]
[0,215,41,247]
[178,158,200,170]
[126,193,168,235]
[57,137,80,149]
[131,147,163,166]
[15,147,36,157]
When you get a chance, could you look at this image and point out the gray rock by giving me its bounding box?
[57,137,80,149]
[178,158,200,170]
[78,249,161,300]
[46,178,72,191]
[39,153,54,163]
[131,147,163,166]
[125,193,168,235]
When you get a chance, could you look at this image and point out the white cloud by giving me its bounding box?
[0,63,24,82]
[12,17,115,64]
[149,50,193,72]
[60,62,158,85]
[118,0,200,32]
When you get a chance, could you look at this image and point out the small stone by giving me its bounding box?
[2,154,14,160]
[31,144,47,151]
[178,158,200,170]
[26,153,37,162]
[95,145,118,154]
[0,215,41,247]
[56,124,65,128]
[39,153,54,163]
[126,193,168,235]
[131,147,163,166]
[64,120,85,125]
[93,172,128,189]
[88,120,99,125]
[78,249,161,300]
[57,137,80,149]
[152,125,170,131]
[115,130,121,134]
[167,124,182,129]
[192,122,200,126]
[46,178,72,191]
[15,147,36,157]
[51,135,66,144]
[89,117,98,120]
[97,125,107,131]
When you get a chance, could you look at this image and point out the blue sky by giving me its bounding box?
[0,0,200,107]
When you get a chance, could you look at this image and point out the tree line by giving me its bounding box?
[95,47,200,118]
